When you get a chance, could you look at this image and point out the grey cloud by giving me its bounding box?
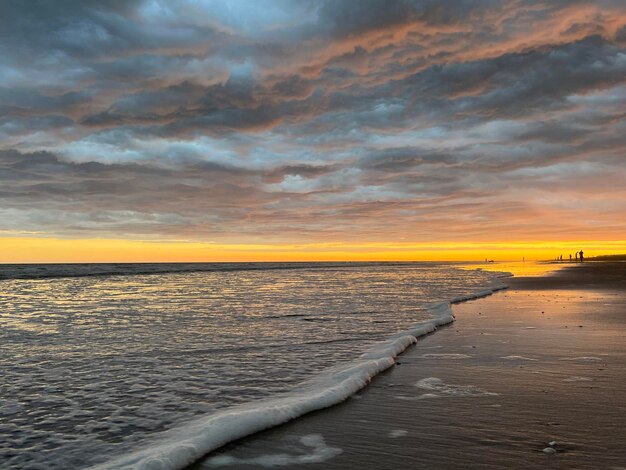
[315,0,490,38]
[270,75,316,99]
[511,121,592,144]
[0,149,348,238]
[359,148,459,171]
[0,0,213,61]
[394,36,626,122]
[615,24,626,44]
[0,149,252,206]
[0,89,92,116]
[262,164,340,184]
[0,115,75,136]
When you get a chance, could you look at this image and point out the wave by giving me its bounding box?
[0,261,422,281]
[91,277,509,470]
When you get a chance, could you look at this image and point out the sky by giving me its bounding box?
[1,0,626,262]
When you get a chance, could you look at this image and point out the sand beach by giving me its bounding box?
[192,262,626,469]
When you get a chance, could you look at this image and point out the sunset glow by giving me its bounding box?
[1,1,625,262]
[2,237,625,263]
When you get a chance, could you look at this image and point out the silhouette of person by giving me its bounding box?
[575,251,579,262]
[579,250,584,262]
[569,254,572,262]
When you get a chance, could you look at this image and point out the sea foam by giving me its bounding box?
[205,434,341,467]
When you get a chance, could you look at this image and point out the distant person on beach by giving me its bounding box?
[569,254,572,262]
[580,250,584,262]
[575,251,579,262]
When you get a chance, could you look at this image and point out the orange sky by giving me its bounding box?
[2,237,624,263]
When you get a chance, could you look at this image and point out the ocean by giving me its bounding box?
[0,262,508,469]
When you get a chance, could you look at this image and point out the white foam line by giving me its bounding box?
[93,282,507,470]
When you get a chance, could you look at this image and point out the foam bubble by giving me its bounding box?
[388,430,408,438]
[560,356,602,362]
[562,376,592,382]
[501,355,538,361]
[414,377,498,399]
[419,353,472,359]
[204,434,341,468]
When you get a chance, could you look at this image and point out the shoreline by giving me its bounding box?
[191,261,626,469]
[507,261,626,291]
[92,267,508,469]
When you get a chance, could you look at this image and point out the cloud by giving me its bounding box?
[0,1,625,244]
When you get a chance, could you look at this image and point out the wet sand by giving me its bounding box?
[192,262,626,469]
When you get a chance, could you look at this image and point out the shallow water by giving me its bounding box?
[0,263,503,469]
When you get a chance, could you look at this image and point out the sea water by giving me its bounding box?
[0,262,507,469]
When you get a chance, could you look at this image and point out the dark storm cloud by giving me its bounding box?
[1,0,625,242]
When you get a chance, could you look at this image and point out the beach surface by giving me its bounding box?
[191,262,626,469]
